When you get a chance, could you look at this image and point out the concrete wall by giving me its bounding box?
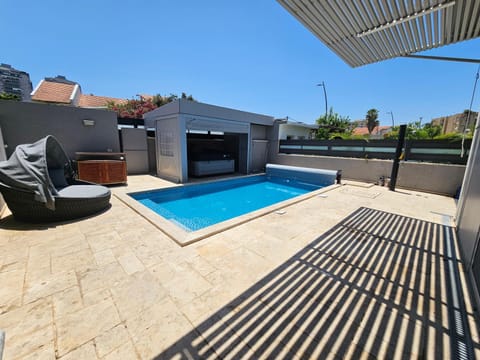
[0,100,120,159]
[251,124,268,139]
[271,153,465,196]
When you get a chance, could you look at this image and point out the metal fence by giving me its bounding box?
[279,139,472,164]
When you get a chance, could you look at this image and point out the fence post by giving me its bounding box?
[389,124,407,191]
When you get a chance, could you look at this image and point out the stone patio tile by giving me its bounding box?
[85,231,124,253]
[102,341,138,360]
[185,255,217,277]
[161,262,212,306]
[82,288,112,307]
[26,251,51,279]
[52,286,83,319]
[148,260,177,284]
[30,234,89,259]
[78,267,108,295]
[133,251,163,269]
[21,342,55,360]
[0,268,25,314]
[4,324,54,360]
[94,323,131,358]
[93,249,117,267]
[0,246,28,274]
[131,239,167,268]
[55,298,121,357]
[0,298,52,359]
[126,297,193,360]
[210,246,274,282]
[24,270,77,304]
[176,296,214,326]
[81,223,119,237]
[117,251,145,275]
[110,270,168,321]
[51,248,96,274]
[0,257,26,273]
[57,341,98,360]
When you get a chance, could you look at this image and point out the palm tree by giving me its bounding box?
[366,108,379,134]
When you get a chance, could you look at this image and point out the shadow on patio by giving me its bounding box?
[156,207,479,359]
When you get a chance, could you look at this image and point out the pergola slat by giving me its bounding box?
[277,0,478,67]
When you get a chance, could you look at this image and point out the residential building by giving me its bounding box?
[431,111,479,134]
[278,119,318,140]
[352,125,392,139]
[0,63,33,101]
[31,75,127,108]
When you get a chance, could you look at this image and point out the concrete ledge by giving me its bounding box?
[272,153,465,196]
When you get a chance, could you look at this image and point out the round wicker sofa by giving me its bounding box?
[0,179,111,222]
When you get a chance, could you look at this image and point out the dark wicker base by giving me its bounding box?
[0,183,111,223]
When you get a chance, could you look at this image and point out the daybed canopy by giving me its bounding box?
[0,135,73,209]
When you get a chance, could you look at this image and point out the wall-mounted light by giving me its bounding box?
[82,119,95,127]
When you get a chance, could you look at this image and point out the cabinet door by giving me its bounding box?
[105,161,127,184]
[78,161,104,184]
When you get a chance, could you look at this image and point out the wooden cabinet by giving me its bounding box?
[76,152,127,185]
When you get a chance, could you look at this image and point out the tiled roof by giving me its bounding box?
[352,126,391,136]
[78,94,127,108]
[137,94,154,101]
[31,80,76,104]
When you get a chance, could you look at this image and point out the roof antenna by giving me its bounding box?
[461,65,480,158]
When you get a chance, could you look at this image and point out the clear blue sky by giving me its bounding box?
[2,0,480,125]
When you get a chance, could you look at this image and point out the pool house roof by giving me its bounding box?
[276,0,480,67]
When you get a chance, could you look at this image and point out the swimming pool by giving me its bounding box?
[121,164,340,245]
[131,175,319,232]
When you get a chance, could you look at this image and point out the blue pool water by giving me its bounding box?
[130,175,323,232]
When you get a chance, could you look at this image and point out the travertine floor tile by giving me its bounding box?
[52,286,83,319]
[117,251,145,275]
[57,341,97,360]
[4,324,54,360]
[0,298,52,338]
[126,297,193,360]
[24,270,77,304]
[94,323,131,358]
[55,299,121,357]
[110,270,168,321]
[0,268,25,313]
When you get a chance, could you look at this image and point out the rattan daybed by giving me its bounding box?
[0,136,111,222]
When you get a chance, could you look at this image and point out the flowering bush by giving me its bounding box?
[108,93,196,119]
[107,98,157,119]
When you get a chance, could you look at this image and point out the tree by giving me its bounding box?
[423,123,442,138]
[366,108,379,134]
[315,108,351,139]
[0,92,20,101]
[384,121,444,140]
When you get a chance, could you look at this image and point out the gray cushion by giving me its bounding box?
[57,185,110,199]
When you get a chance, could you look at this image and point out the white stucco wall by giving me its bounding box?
[279,124,315,140]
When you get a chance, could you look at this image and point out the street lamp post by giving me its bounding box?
[386,111,395,127]
[317,82,328,120]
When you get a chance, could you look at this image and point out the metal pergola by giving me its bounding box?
[277,0,480,67]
